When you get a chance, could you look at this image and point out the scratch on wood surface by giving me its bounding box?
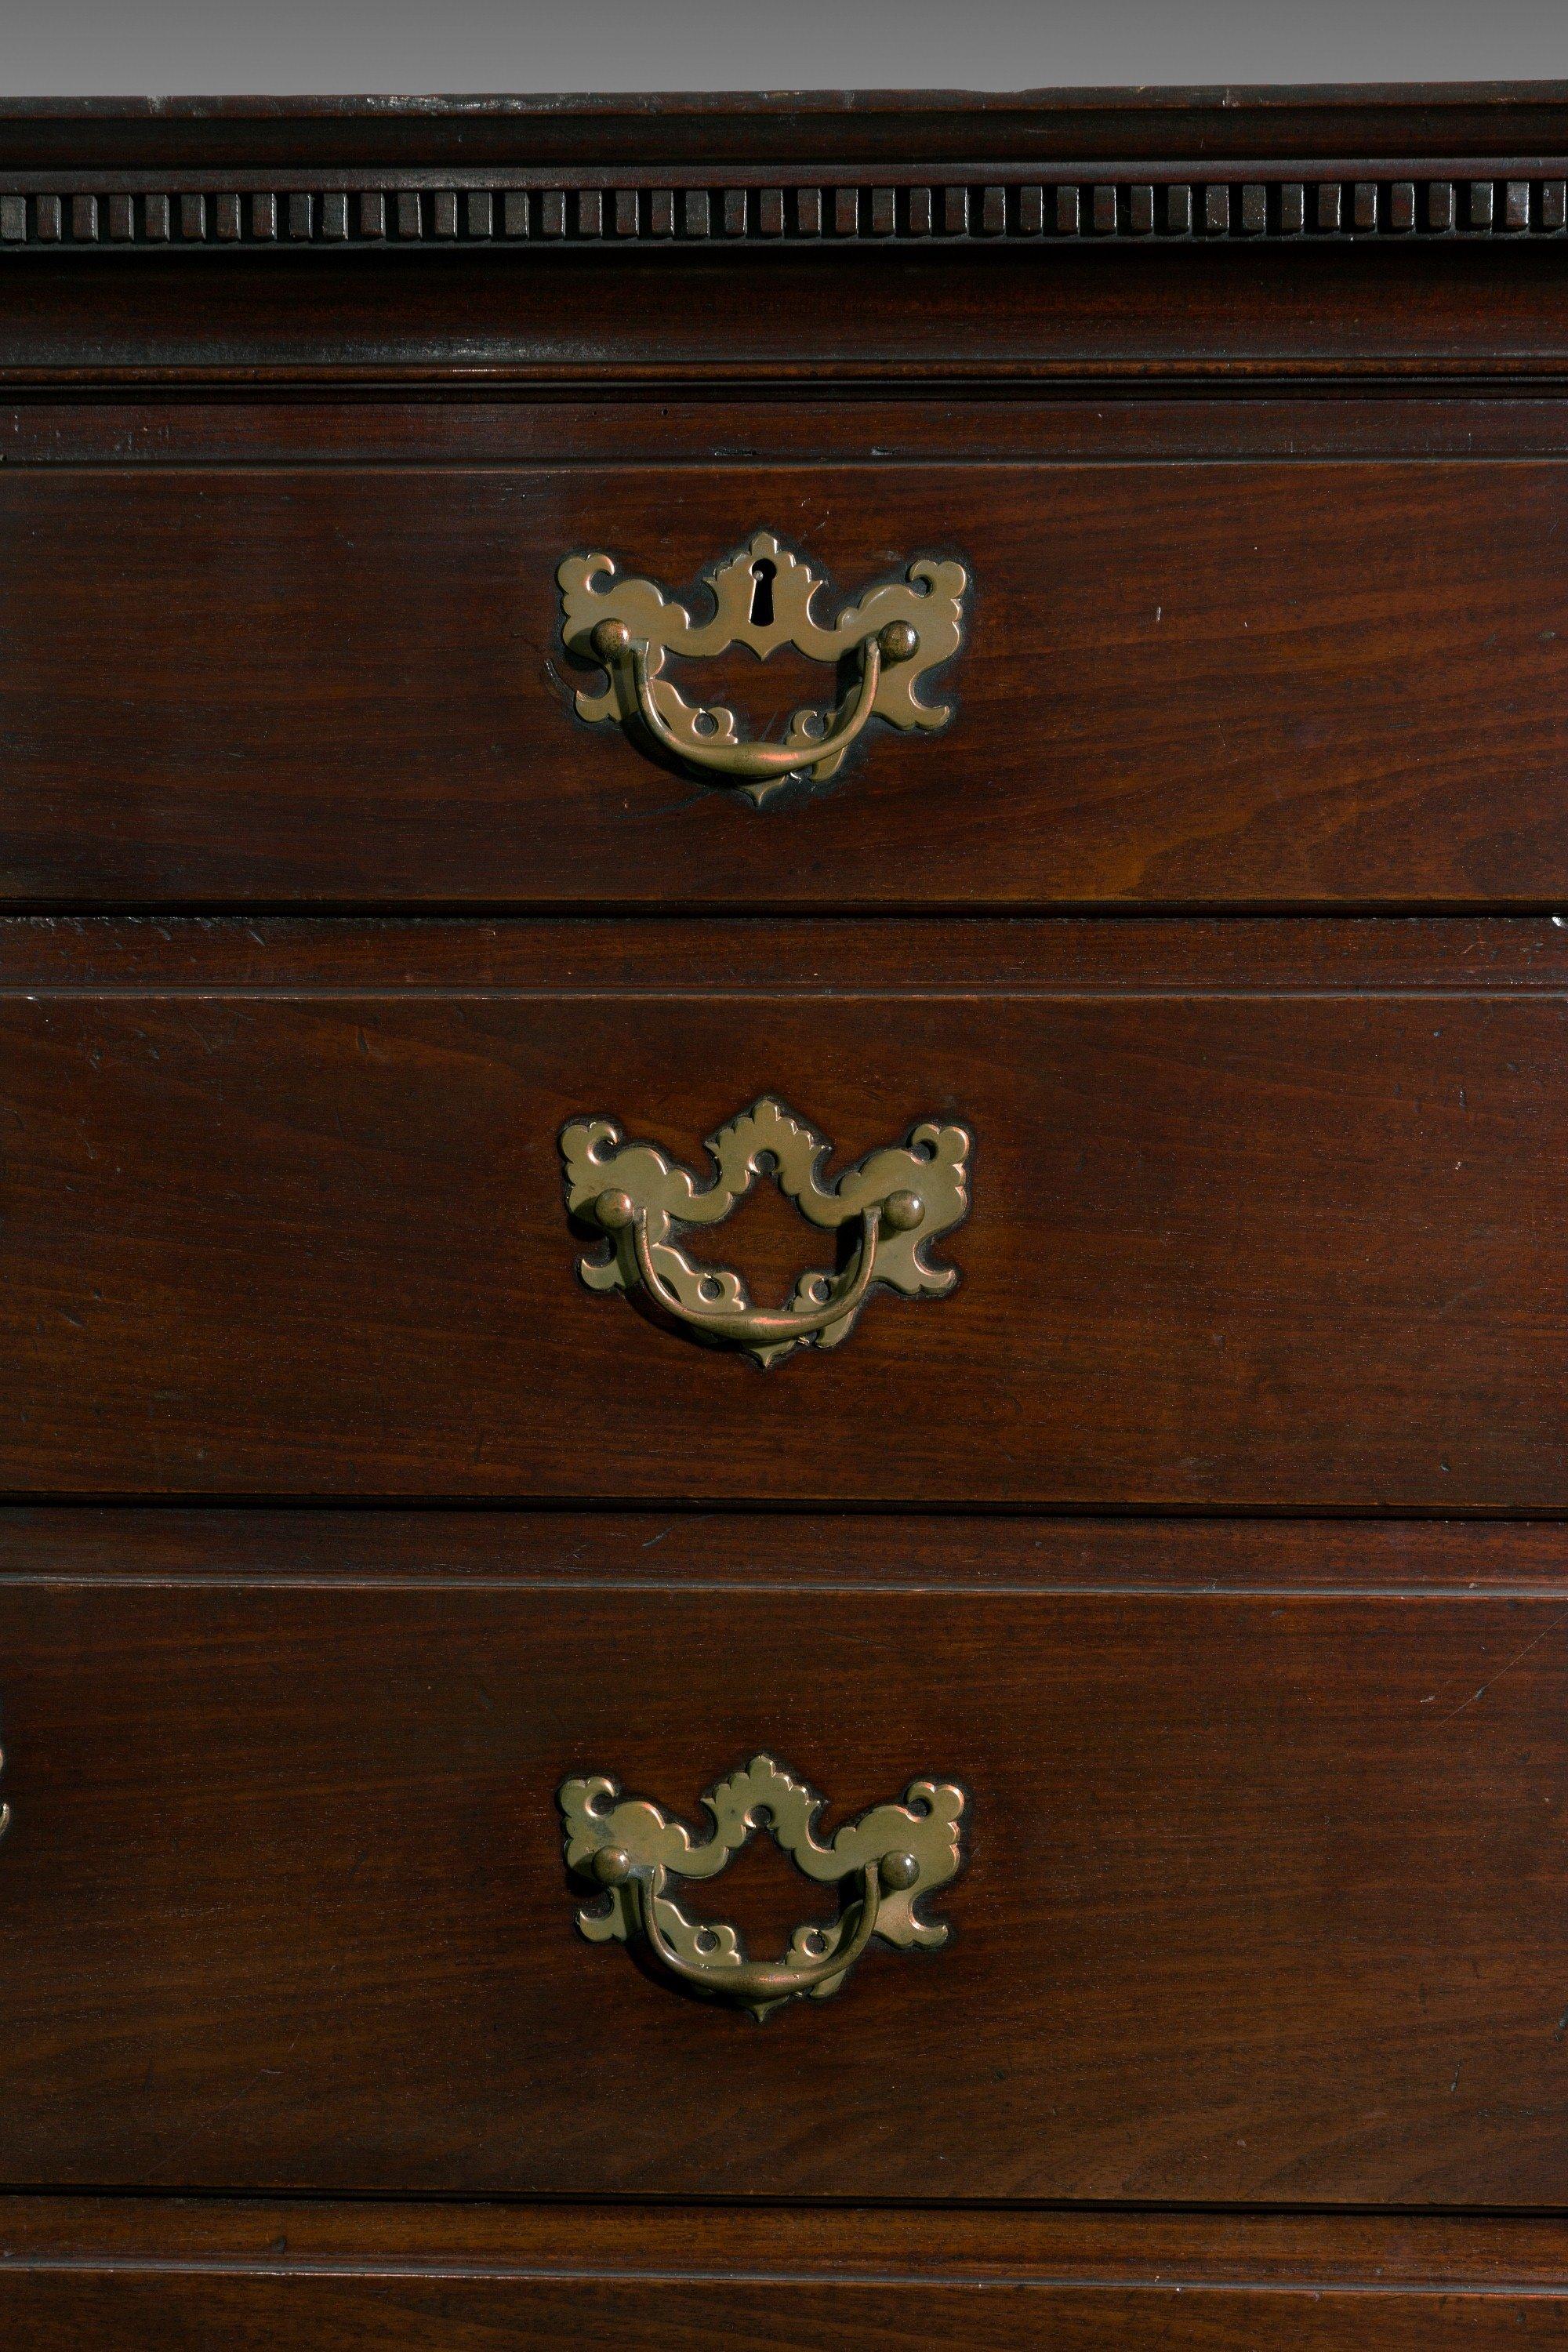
[1433,1622,1559,1724]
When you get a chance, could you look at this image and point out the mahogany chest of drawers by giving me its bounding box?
[5,83,1568,2349]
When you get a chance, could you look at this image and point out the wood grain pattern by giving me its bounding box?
[2,2271,1566,2348]
[11,2192,1568,2282]
[0,931,1563,1503]
[20,394,1568,464]
[2,912,1565,991]
[4,1508,1568,1591]
[11,247,1568,387]
[2,1559,1568,2199]
[7,458,1568,906]
[6,2197,1568,2344]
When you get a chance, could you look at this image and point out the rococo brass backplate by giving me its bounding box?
[557,532,969,803]
[559,1753,967,2021]
[559,1094,972,1367]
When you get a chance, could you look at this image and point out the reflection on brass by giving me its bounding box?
[558,532,969,803]
[560,1094,971,1368]
[560,1752,967,2022]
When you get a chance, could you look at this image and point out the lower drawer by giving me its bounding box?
[2,1512,1566,2203]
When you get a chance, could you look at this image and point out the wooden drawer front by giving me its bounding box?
[2,919,1566,1506]
[6,449,1568,907]
[3,1521,1568,2202]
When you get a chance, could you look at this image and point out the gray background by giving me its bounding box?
[5,1,1568,98]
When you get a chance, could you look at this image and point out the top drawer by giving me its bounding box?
[6,400,1568,908]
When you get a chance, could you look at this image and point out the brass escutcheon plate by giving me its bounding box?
[560,1094,972,1367]
[560,1753,967,2021]
[558,531,970,803]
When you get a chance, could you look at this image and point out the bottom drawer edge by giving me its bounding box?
[3,2200,1568,2350]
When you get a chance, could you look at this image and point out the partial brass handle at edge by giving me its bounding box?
[560,1753,967,2023]
[591,615,914,786]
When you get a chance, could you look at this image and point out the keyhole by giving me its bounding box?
[749,557,777,627]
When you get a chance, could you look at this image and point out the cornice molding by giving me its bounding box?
[3,169,1567,251]
[2,87,1567,169]
[4,93,1566,254]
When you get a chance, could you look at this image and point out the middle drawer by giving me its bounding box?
[1,915,1563,1506]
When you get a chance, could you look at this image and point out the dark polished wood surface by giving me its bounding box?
[6,2273,1567,2347]
[5,1507,1566,1588]
[11,245,1568,387]
[3,911,1565,990]
[7,448,1568,906]
[18,394,1568,466]
[12,2190,1568,2281]
[5,2194,1568,2347]
[1,1517,1566,2201]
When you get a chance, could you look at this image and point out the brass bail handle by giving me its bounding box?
[593,1183,929,1351]
[591,615,920,784]
[590,1847,921,2009]
[560,1754,967,2022]
[559,1097,973,1370]
[557,535,970,804]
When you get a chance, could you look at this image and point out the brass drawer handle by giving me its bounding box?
[592,611,897,788]
[558,532,969,804]
[560,1752,967,2022]
[560,1094,972,1368]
